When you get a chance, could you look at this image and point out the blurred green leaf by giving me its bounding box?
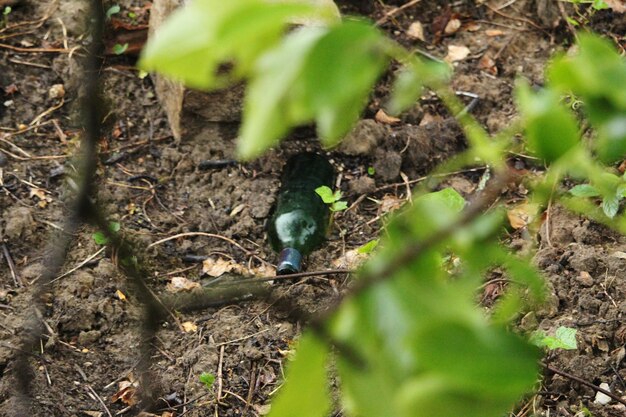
[569,184,600,197]
[239,27,325,159]
[106,4,120,19]
[297,20,390,147]
[92,231,108,245]
[387,60,450,115]
[417,188,466,213]
[139,0,317,89]
[387,68,423,116]
[516,80,580,162]
[357,239,379,254]
[113,43,129,55]
[267,333,330,417]
[547,34,626,162]
[92,222,120,245]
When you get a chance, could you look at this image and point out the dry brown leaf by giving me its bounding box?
[406,21,425,41]
[166,276,201,292]
[380,194,405,214]
[478,54,497,75]
[115,289,127,301]
[603,0,626,12]
[202,257,275,278]
[29,188,52,208]
[444,18,461,35]
[419,112,444,126]
[48,84,65,99]
[229,203,246,217]
[507,203,539,229]
[485,29,505,37]
[202,257,235,277]
[332,249,367,269]
[465,22,481,31]
[254,263,276,277]
[182,321,198,332]
[375,109,401,125]
[112,380,139,406]
[82,412,103,417]
[445,45,470,62]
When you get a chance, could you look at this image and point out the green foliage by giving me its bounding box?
[315,185,348,212]
[515,80,580,162]
[141,2,626,416]
[3,6,11,16]
[367,166,375,176]
[267,333,330,417]
[139,0,337,91]
[92,222,121,245]
[113,43,128,55]
[530,326,578,350]
[106,4,120,19]
[199,372,216,389]
[569,172,626,218]
[548,34,626,163]
[357,239,379,254]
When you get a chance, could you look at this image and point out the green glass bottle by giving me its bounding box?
[268,153,335,274]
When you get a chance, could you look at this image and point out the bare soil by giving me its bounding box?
[0,1,624,416]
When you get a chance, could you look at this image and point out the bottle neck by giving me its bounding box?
[277,248,302,274]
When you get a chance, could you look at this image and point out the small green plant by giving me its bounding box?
[2,6,11,27]
[106,4,120,19]
[128,11,137,21]
[315,185,347,212]
[530,326,578,350]
[113,43,129,55]
[367,166,375,176]
[199,372,216,390]
[563,0,608,27]
[92,221,121,245]
[569,172,626,218]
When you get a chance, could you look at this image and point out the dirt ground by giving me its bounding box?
[0,0,624,416]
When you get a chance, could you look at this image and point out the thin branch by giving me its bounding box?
[376,0,422,26]
[544,364,626,407]
[13,0,104,412]
[311,169,513,327]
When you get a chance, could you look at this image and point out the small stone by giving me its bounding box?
[2,207,34,239]
[578,271,594,287]
[349,176,376,194]
[373,149,402,181]
[78,330,101,346]
[21,263,45,281]
[48,84,65,99]
[93,259,117,279]
[444,18,461,35]
[594,383,612,405]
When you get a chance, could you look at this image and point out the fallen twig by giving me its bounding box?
[376,0,422,26]
[1,242,22,286]
[544,364,626,407]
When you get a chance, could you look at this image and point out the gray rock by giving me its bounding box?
[339,119,388,156]
[3,207,34,239]
[373,149,402,181]
[349,176,376,194]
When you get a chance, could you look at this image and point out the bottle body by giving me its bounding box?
[268,153,334,274]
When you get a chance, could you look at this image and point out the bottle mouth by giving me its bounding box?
[277,248,302,274]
